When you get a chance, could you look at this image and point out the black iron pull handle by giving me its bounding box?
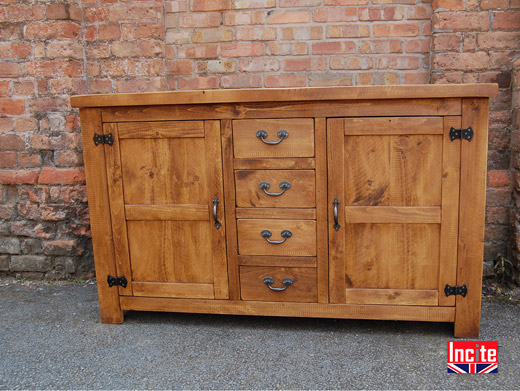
[260,229,292,244]
[212,197,221,229]
[259,181,291,196]
[256,129,289,145]
[333,198,340,231]
[263,276,294,291]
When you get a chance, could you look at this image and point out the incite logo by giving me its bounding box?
[447,341,498,373]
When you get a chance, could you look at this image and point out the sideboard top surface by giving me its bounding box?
[70,83,498,108]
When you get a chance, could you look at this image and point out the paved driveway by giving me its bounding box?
[0,279,519,390]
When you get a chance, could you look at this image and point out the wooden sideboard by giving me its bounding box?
[71,84,498,338]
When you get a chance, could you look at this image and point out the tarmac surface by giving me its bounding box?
[0,279,519,390]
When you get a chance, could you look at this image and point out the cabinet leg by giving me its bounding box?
[99,306,124,324]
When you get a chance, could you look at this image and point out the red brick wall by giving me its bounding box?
[0,0,518,279]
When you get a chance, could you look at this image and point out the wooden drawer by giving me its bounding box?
[237,219,316,256]
[233,119,314,158]
[240,266,317,302]
[235,170,316,208]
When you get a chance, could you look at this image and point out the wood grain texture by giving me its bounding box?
[101,99,462,123]
[103,123,132,296]
[233,118,314,158]
[238,255,317,268]
[118,121,204,139]
[125,204,209,221]
[235,170,316,208]
[344,206,441,224]
[327,119,346,303]
[235,208,316,220]
[343,117,443,135]
[79,108,123,323]
[454,98,489,338]
[233,158,315,170]
[240,266,318,303]
[132,282,215,299]
[120,297,456,322]
[221,120,240,300]
[71,84,498,108]
[345,288,438,306]
[438,117,462,307]
[315,118,329,304]
[237,219,316,256]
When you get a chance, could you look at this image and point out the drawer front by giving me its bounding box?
[235,170,316,208]
[237,219,316,256]
[233,119,314,158]
[240,266,317,302]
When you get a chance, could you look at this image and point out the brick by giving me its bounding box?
[0,152,16,168]
[0,134,24,151]
[135,23,164,39]
[0,238,21,255]
[109,4,163,22]
[166,61,193,75]
[99,25,121,41]
[330,56,374,70]
[478,32,520,50]
[432,0,463,9]
[43,240,79,256]
[18,153,40,168]
[236,27,276,41]
[165,1,188,12]
[0,169,39,184]
[359,7,404,21]
[27,60,83,77]
[0,63,20,78]
[13,81,34,96]
[192,0,232,11]
[18,203,39,220]
[308,74,354,87]
[69,5,82,22]
[46,3,68,20]
[89,78,112,93]
[111,41,164,58]
[47,41,83,59]
[406,38,431,53]
[221,74,262,88]
[234,0,276,8]
[313,8,357,23]
[267,10,310,24]
[179,12,221,28]
[38,168,85,185]
[115,78,167,93]
[0,256,8,272]
[284,57,327,71]
[28,97,69,113]
[481,0,509,10]
[282,26,322,40]
[177,76,219,90]
[325,0,369,4]
[0,81,9,97]
[178,45,219,59]
[7,4,31,21]
[327,25,370,38]
[433,52,489,71]
[492,12,520,30]
[100,60,125,77]
[404,72,430,84]
[192,29,233,43]
[238,58,280,72]
[40,205,73,221]
[15,117,37,132]
[312,41,356,55]
[432,33,461,51]
[406,6,432,20]
[374,23,418,37]
[221,43,264,57]
[196,60,235,74]
[433,12,489,32]
[0,118,14,132]
[165,30,191,45]
[264,74,306,88]
[488,170,511,188]
[359,40,403,54]
[266,42,308,56]
[11,42,31,59]
[486,188,510,206]
[280,0,321,5]
[24,22,81,40]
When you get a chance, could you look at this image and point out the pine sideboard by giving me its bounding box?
[71,84,498,338]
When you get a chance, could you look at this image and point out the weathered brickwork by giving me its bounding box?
[0,0,518,279]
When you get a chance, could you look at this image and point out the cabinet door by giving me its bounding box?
[103,120,228,299]
[328,117,461,306]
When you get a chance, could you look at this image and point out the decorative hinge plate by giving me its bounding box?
[449,127,473,142]
[444,284,467,297]
[107,275,127,288]
[93,132,114,146]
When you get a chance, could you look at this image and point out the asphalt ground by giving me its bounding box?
[0,279,519,390]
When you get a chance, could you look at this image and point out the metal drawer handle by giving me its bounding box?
[256,129,289,145]
[212,197,221,229]
[260,229,292,244]
[259,181,291,196]
[333,198,340,231]
[263,276,294,291]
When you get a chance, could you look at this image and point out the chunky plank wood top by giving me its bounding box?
[71,84,498,108]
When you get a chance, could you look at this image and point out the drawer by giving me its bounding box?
[235,170,316,208]
[240,266,317,302]
[237,219,316,256]
[233,119,314,158]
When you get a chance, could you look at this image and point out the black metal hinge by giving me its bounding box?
[445,284,467,297]
[107,275,127,288]
[93,132,114,146]
[449,127,473,142]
